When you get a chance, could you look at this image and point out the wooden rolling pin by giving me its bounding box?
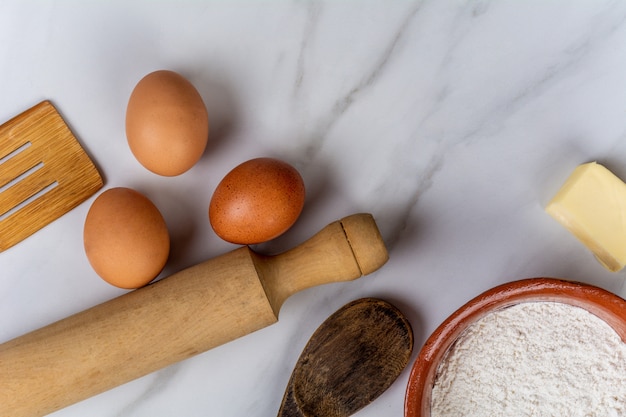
[0,213,387,417]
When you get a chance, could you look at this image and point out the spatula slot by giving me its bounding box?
[0,141,41,188]
[0,141,31,165]
[0,162,58,216]
[0,161,44,194]
[0,180,58,222]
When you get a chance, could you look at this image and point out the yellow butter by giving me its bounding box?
[546,162,626,272]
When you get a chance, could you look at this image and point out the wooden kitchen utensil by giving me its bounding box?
[0,101,103,252]
[0,213,388,417]
[277,298,414,417]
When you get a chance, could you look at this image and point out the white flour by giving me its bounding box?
[430,302,626,417]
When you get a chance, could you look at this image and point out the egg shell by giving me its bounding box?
[209,157,305,245]
[83,187,170,289]
[126,70,209,176]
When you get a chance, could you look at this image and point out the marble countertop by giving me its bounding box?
[2,1,626,416]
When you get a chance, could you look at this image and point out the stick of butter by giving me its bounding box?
[546,162,626,272]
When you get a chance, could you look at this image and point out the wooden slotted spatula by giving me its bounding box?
[0,101,103,251]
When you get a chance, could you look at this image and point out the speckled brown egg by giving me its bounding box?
[209,157,305,245]
[83,187,170,289]
[126,70,209,176]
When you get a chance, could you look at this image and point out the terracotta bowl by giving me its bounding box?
[404,277,626,417]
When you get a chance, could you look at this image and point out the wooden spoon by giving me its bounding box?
[278,298,414,417]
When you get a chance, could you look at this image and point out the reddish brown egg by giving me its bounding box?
[209,157,306,244]
[83,187,170,289]
[126,70,209,176]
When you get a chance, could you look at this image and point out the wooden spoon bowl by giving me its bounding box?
[278,297,414,417]
[404,277,626,417]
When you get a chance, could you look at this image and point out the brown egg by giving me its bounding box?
[209,157,306,245]
[126,70,209,176]
[83,187,170,289]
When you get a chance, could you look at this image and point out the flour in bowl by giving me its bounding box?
[430,302,626,416]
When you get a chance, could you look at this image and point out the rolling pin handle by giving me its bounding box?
[253,213,388,315]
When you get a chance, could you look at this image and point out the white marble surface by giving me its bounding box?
[2,1,626,416]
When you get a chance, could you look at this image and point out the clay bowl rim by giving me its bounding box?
[404,277,626,417]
